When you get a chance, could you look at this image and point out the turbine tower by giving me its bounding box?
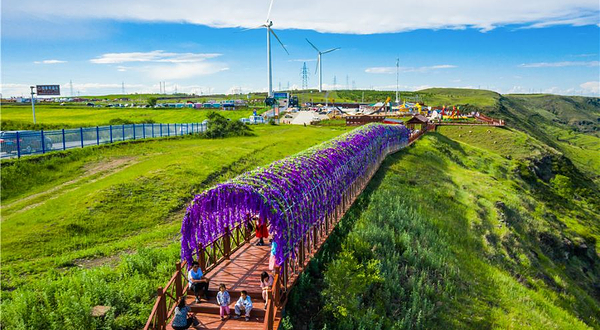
[306,39,340,92]
[247,0,289,98]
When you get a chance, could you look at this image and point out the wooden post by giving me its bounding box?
[283,259,288,289]
[244,219,251,243]
[263,290,275,330]
[298,239,304,269]
[224,225,231,259]
[157,287,166,330]
[273,270,280,306]
[198,243,206,273]
[175,262,183,299]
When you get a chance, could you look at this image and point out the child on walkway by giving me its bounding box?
[216,284,230,321]
[234,290,253,321]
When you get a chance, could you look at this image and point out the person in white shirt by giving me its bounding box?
[234,290,252,321]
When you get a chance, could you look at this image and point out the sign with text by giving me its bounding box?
[273,92,288,99]
[36,85,60,96]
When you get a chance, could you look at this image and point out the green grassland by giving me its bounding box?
[284,126,600,329]
[489,94,600,181]
[0,125,349,282]
[0,104,259,130]
[2,90,599,329]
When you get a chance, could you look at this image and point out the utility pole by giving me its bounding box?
[346,75,349,90]
[333,75,337,91]
[122,82,125,94]
[30,86,36,124]
[301,62,309,90]
[395,57,400,103]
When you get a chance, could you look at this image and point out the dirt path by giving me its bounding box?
[1,157,138,216]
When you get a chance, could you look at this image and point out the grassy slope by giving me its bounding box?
[489,94,600,180]
[0,104,257,130]
[285,126,599,329]
[0,125,349,283]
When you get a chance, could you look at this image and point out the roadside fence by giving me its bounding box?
[0,122,207,159]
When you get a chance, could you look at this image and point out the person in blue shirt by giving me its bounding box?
[234,290,253,321]
[188,261,209,303]
[171,297,198,330]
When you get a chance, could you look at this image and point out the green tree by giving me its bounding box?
[147,97,157,107]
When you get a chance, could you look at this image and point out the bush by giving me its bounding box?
[0,246,180,330]
[204,112,253,138]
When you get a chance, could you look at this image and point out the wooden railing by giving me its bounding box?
[144,219,255,330]
[475,113,505,126]
[144,261,188,330]
[198,220,253,273]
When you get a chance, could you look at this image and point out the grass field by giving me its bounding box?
[0,125,350,283]
[284,126,600,329]
[2,90,599,329]
[0,104,258,130]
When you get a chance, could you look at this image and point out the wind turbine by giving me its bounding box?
[249,0,289,98]
[306,39,340,92]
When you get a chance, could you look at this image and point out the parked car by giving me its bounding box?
[0,131,53,154]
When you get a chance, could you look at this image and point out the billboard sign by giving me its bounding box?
[273,92,288,99]
[36,85,60,96]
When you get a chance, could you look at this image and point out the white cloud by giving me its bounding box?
[90,50,220,64]
[141,63,229,80]
[34,59,67,64]
[366,65,457,74]
[90,50,228,79]
[580,81,600,95]
[3,0,599,34]
[520,61,599,68]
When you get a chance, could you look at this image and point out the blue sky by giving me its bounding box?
[1,0,599,97]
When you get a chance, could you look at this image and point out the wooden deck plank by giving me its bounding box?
[180,237,273,330]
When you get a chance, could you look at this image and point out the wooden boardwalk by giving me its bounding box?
[147,128,434,330]
[167,240,280,330]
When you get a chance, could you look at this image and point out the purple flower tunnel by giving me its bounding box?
[181,123,410,268]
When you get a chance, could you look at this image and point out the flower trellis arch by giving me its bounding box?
[181,123,410,267]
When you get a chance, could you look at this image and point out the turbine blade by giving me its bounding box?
[238,25,265,32]
[321,47,340,54]
[266,0,275,21]
[306,38,320,52]
[270,28,289,55]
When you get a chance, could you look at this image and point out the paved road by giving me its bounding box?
[290,110,327,125]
